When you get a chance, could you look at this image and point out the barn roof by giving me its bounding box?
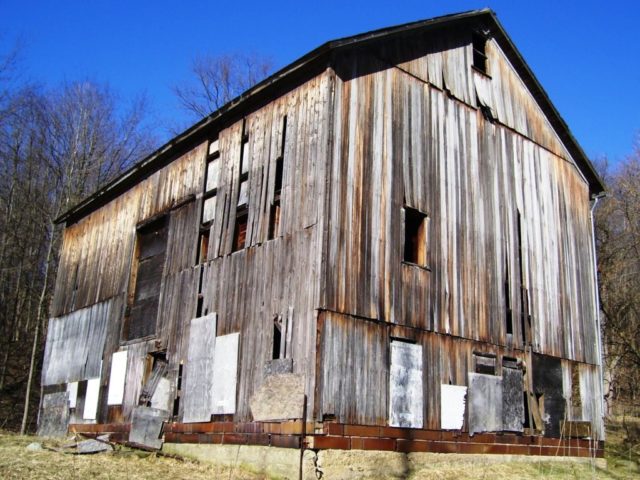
[56,8,605,225]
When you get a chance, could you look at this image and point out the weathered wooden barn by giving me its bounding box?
[40,9,606,458]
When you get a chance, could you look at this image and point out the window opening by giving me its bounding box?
[272,316,282,360]
[172,363,183,417]
[472,32,488,74]
[268,116,287,240]
[124,216,168,341]
[403,207,428,266]
[232,208,248,252]
[474,352,497,375]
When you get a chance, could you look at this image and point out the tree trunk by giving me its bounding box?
[20,219,55,435]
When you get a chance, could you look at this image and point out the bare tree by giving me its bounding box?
[0,69,157,431]
[173,53,273,120]
[595,142,640,414]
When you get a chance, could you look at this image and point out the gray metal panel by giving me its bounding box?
[502,367,524,432]
[129,406,169,450]
[37,392,70,437]
[389,341,423,428]
[211,332,240,414]
[182,313,217,423]
[468,372,503,434]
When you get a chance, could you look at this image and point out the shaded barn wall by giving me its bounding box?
[46,142,206,424]
[321,35,598,363]
[45,70,333,426]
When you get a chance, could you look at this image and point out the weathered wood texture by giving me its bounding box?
[51,144,206,318]
[316,310,604,438]
[322,40,598,365]
[198,72,332,421]
[42,298,114,385]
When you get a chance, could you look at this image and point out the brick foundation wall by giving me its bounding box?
[68,421,604,458]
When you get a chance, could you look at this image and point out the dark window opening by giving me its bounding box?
[268,202,281,240]
[272,317,282,360]
[124,216,168,341]
[232,209,248,252]
[472,32,488,74]
[504,258,513,335]
[474,352,497,375]
[274,156,284,195]
[172,363,183,417]
[403,207,428,266]
[197,230,209,265]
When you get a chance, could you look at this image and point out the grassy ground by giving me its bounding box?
[0,426,637,479]
[0,431,264,480]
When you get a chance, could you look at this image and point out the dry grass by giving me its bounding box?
[0,431,264,480]
[0,426,638,479]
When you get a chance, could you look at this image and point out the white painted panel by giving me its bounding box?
[182,313,217,423]
[389,341,423,428]
[211,332,240,414]
[206,159,220,191]
[66,382,78,409]
[107,350,128,405]
[83,377,101,420]
[441,384,467,430]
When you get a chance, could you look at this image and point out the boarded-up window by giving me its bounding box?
[83,377,101,420]
[124,217,168,341]
[182,313,217,423]
[211,332,240,414]
[502,357,525,432]
[403,207,428,266]
[441,384,467,430]
[389,340,423,428]
[107,350,128,405]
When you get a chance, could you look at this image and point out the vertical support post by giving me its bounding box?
[299,394,307,480]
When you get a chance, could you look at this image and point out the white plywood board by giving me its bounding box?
[83,377,101,420]
[66,382,78,409]
[107,350,128,405]
[211,332,240,414]
[389,341,423,428]
[182,313,217,423]
[441,384,467,430]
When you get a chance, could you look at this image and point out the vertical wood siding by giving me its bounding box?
[322,41,598,365]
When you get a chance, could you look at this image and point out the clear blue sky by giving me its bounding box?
[1,0,638,163]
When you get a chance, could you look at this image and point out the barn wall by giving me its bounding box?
[198,71,332,421]
[46,69,332,425]
[322,39,598,365]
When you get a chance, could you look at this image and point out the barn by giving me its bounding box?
[39,9,606,459]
